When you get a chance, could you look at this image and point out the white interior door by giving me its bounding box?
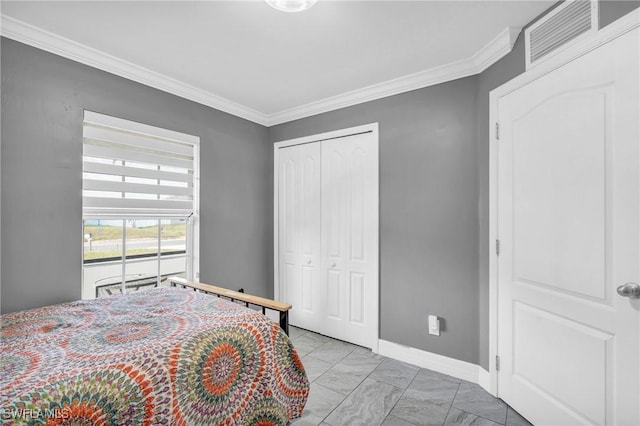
[497,28,639,426]
[321,132,379,348]
[278,142,323,330]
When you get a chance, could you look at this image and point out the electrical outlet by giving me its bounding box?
[428,315,440,336]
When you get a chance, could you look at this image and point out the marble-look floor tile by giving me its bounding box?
[324,378,403,426]
[390,388,452,426]
[381,415,415,426]
[308,339,357,365]
[445,407,502,426]
[291,330,528,426]
[341,351,385,372]
[369,358,420,389]
[290,326,308,339]
[315,367,367,395]
[314,348,384,394]
[452,383,507,424]
[295,383,345,424]
[506,408,533,426]
[301,355,333,382]
[408,369,460,403]
[293,333,330,357]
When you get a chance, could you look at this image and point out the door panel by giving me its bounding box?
[327,270,341,319]
[512,301,610,425]
[302,155,318,258]
[322,145,347,338]
[349,272,365,323]
[278,143,322,329]
[326,150,346,260]
[350,147,366,262]
[497,28,639,426]
[513,89,608,300]
[301,265,314,311]
[322,132,378,347]
[283,159,296,255]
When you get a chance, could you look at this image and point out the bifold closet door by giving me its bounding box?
[277,142,323,331]
[321,132,378,348]
[278,129,378,349]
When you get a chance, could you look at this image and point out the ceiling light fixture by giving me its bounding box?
[265,0,318,13]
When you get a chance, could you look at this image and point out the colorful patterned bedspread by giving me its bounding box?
[1,287,309,425]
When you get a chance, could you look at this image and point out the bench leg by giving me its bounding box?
[279,311,290,336]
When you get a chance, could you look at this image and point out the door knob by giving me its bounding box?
[331,263,336,268]
[307,260,312,265]
[616,282,640,299]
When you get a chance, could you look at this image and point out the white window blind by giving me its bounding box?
[83,111,199,219]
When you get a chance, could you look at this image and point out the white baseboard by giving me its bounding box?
[377,339,492,394]
[477,367,491,393]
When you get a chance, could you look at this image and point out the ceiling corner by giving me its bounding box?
[267,25,521,126]
[0,14,270,126]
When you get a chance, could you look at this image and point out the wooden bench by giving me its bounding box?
[169,277,292,335]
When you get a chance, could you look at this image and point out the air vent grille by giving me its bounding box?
[525,0,598,69]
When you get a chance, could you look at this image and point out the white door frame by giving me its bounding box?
[273,123,380,351]
[488,10,640,396]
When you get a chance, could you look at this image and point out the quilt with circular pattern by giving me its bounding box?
[0,287,309,425]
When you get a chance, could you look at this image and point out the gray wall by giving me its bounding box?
[270,1,638,368]
[269,76,481,364]
[600,0,640,27]
[1,38,272,313]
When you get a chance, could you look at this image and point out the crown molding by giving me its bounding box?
[266,26,521,125]
[472,26,521,72]
[1,14,520,127]
[0,15,270,126]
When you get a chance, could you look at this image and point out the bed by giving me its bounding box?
[0,283,309,425]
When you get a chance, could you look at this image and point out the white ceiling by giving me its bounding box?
[1,1,554,125]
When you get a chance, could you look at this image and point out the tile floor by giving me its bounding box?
[289,326,533,426]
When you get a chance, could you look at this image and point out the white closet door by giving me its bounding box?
[497,27,639,425]
[321,132,379,348]
[278,142,323,330]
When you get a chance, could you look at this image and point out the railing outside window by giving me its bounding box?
[82,218,190,299]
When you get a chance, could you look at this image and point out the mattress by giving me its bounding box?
[0,287,309,425]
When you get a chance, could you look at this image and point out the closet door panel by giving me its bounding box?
[321,133,378,346]
[278,143,322,329]
[345,133,378,347]
[349,147,366,263]
[322,145,347,337]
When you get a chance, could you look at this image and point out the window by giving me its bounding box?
[82,111,199,299]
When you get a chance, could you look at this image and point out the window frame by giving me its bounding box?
[81,111,200,299]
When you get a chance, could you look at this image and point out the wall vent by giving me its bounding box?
[525,0,598,70]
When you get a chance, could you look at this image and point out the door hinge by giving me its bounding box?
[496,239,501,256]
[496,355,501,371]
[495,122,500,140]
